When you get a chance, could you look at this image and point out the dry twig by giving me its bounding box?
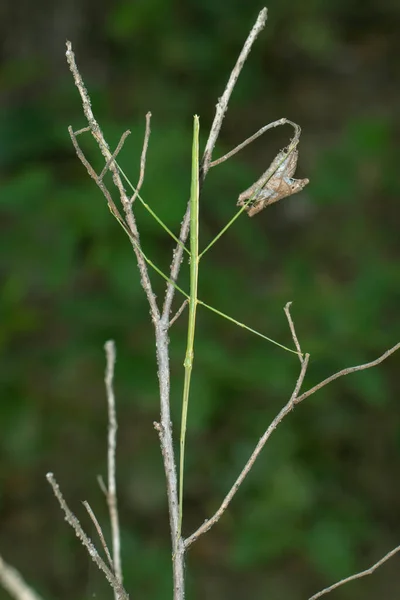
[185,337,400,548]
[104,340,123,588]
[169,300,189,327]
[66,41,159,325]
[83,501,114,571]
[284,302,303,363]
[295,342,400,405]
[46,473,128,600]
[209,117,289,168]
[185,352,310,548]
[130,112,152,204]
[0,555,44,600]
[162,7,268,320]
[201,8,268,176]
[308,543,400,599]
[100,130,132,181]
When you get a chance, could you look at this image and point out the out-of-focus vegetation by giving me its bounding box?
[1,1,400,599]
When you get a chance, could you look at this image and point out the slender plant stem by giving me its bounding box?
[82,501,114,571]
[308,543,400,600]
[46,473,128,600]
[104,340,123,589]
[178,116,200,539]
[284,302,303,362]
[129,111,152,205]
[201,8,268,174]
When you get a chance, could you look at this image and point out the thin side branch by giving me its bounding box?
[0,555,44,600]
[68,127,129,233]
[100,130,131,181]
[104,339,123,587]
[201,7,268,176]
[309,543,400,600]
[162,7,268,320]
[169,300,189,327]
[83,501,114,571]
[185,353,310,548]
[209,117,291,168]
[185,341,400,548]
[296,342,400,405]
[66,41,160,324]
[66,13,271,600]
[130,112,152,204]
[284,301,303,363]
[46,473,128,600]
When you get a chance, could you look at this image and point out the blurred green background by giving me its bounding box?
[1,1,400,599]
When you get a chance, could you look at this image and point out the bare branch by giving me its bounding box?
[284,301,303,363]
[162,8,268,320]
[66,13,271,599]
[100,130,131,181]
[169,300,189,327]
[97,474,108,496]
[295,342,400,405]
[82,501,114,571]
[104,340,123,588]
[130,112,152,204]
[0,555,43,600]
[75,126,91,135]
[185,354,310,548]
[201,8,268,176]
[184,342,400,548]
[209,117,291,168]
[46,473,128,600]
[309,543,400,600]
[66,41,159,324]
[68,127,128,232]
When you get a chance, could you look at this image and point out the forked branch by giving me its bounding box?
[185,309,399,548]
[185,350,310,548]
[46,473,128,600]
[308,542,400,599]
[162,7,269,319]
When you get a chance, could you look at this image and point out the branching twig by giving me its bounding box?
[66,41,159,325]
[83,501,114,571]
[104,340,123,588]
[295,342,400,405]
[130,112,152,204]
[309,543,400,599]
[0,555,44,600]
[185,353,310,548]
[162,7,268,320]
[46,473,128,600]
[68,127,130,234]
[186,340,400,548]
[201,8,268,176]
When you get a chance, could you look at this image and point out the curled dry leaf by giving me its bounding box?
[237,146,309,217]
